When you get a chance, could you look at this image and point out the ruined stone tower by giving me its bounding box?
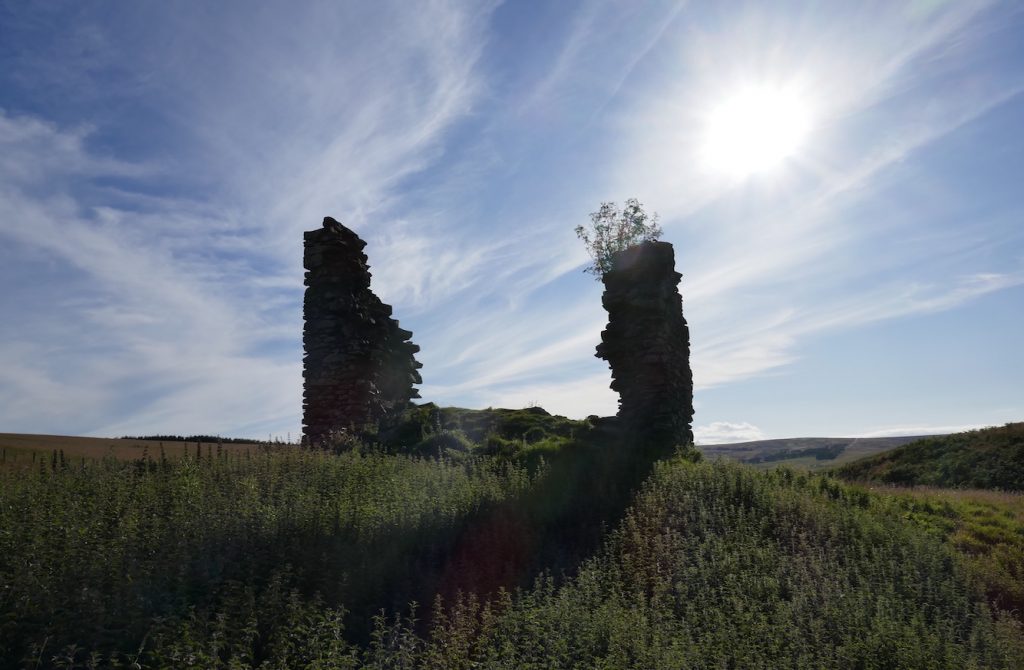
[302,217,422,446]
[595,241,693,446]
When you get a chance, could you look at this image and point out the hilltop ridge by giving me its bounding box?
[835,423,1024,490]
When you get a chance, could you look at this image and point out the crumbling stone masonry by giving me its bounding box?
[302,217,422,446]
[595,241,694,446]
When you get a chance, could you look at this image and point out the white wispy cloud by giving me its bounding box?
[408,1,1024,420]
[0,112,143,185]
[607,2,1024,394]
[0,2,494,437]
[515,2,685,121]
[690,270,1024,390]
[2,1,1021,438]
[694,421,765,445]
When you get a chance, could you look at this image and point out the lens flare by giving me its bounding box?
[701,85,812,177]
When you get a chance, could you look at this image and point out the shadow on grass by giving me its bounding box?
[428,422,689,622]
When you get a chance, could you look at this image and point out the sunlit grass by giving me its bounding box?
[861,483,1024,617]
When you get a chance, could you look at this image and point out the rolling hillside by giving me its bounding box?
[835,423,1024,490]
[699,435,927,470]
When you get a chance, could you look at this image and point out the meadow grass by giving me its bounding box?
[0,433,269,470]
[861,483,1024,618]
[1,428,1022,668]
[354,460,1022,669]
[0,448,533,667]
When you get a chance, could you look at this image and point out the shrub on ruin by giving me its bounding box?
[575,198,663,278]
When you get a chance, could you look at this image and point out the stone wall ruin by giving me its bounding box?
[302,217,422,446]
[595,241,694,447]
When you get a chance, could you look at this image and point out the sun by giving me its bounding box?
[700,85,812,177]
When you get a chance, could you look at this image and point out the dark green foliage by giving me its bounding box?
[860,486,1024,619]
[2,426,1021,668]
[434,426,679,604]
[836,423,1024,490]
[745,442,846,463]
[522,426,546,444]
[411,429,475,458]
[359,461,1022,668]
[440,406,580,444]
[480,433,520,457]
[0,449,532,668]
[376,404,583,457]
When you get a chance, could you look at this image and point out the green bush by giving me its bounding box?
[481,433,521,458]
[411,429,475,458]
[522,426,547,444]
[836,422,1024,490]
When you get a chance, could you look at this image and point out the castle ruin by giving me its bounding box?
[302,217,691,449]
[595,241,694,446]
[302,217,422,446]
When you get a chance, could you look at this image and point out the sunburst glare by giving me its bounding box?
[701,85,812,177]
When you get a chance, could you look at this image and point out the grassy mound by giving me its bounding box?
[3,439,1022,668]
[835,422,1024,490]
[355,461,1021,668]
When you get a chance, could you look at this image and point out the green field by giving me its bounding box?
[0,433,271,470]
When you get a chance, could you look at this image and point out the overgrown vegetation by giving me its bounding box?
[861,485,1024,619]
[0,447,534,667]
[575,198,663,278]
[836,422,1024,490]
[371,461,1022,668]
[375,404,583,463]
[2,410,1022,668]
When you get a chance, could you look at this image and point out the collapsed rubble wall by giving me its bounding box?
[595,240,694,447]
[302,217,421,446]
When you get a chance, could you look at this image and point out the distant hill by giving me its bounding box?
[699,435,927,470]
[835,423,1024,490]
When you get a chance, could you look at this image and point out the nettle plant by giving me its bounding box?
[575,198,663,278]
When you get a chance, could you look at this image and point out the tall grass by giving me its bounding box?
[862,484,1024,618]
[0,449,533,667]
[359,460,1024,668]
[2,446,1021,668]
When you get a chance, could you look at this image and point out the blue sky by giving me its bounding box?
[1,1,1022,443]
